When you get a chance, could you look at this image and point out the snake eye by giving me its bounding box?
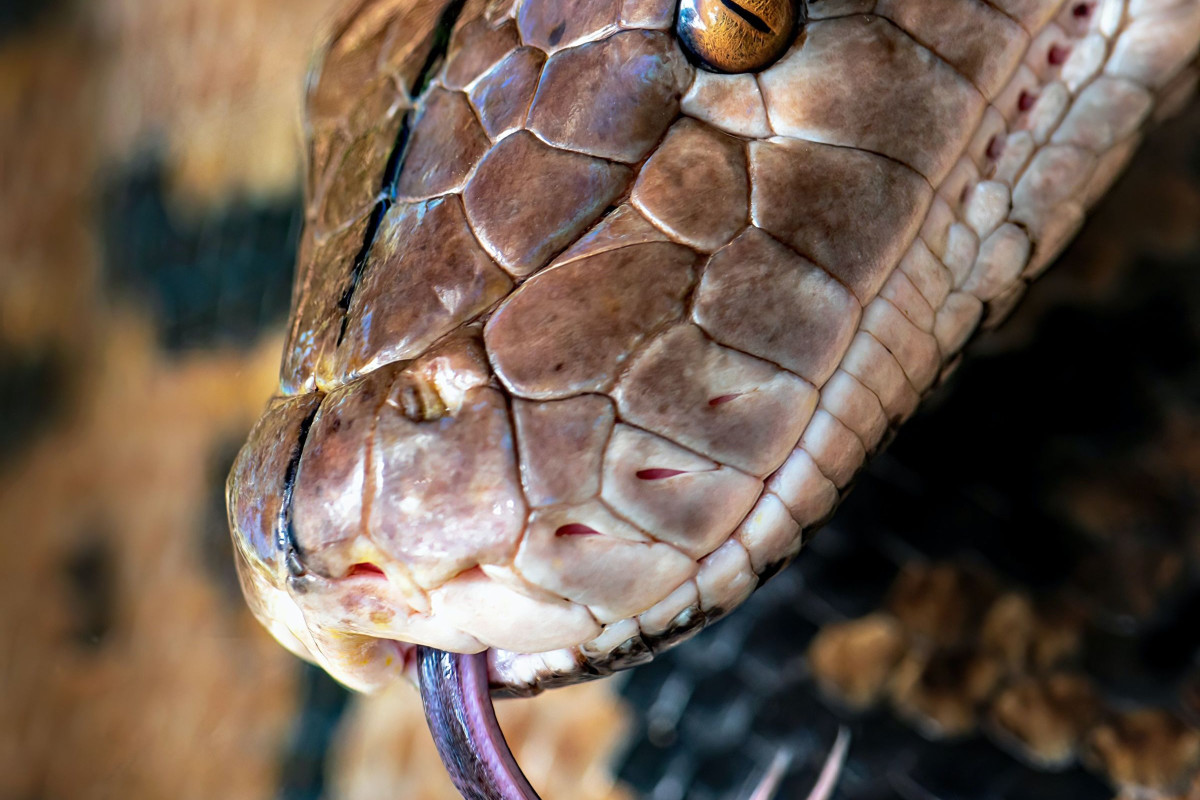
[676,0,802,73]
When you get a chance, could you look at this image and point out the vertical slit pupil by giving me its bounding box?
[719,0,773,34]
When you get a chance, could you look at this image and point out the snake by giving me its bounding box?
[224,0,1200,797]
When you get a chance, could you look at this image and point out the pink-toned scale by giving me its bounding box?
[225,0,1200,797]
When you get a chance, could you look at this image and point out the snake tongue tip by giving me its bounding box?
[742,726,849,800]
[806,726,851,800]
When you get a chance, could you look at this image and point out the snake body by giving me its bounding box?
[226,0,1200,706]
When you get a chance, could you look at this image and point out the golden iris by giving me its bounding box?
[676,0,801,73]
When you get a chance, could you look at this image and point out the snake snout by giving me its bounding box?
[227,332,619,691]
[225,389,424,692]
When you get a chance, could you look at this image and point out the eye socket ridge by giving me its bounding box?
[676,0,803,74]
[681,0,801,74]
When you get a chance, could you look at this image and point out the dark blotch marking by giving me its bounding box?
[0,0,67,42]
[0,345,67,467]
[719,0,773,34]
[63,535,116,649]
[547,20,566,46]
[278,663,352,800]
[100,159,300,351]
[99,159,300,350]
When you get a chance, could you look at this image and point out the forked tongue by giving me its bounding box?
[417,647,850,800]
[418,647,541,799]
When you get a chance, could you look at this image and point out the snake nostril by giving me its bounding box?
[986,134,1006,160]
[347,562,387,579]
[636,468,690,480]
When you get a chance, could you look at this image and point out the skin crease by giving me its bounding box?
[226,0,1200,795]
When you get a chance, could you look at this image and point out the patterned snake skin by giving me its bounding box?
[226,0,1200,699]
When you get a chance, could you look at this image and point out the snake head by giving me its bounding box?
[226,0,1200,793]
[225,0,1200,694]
